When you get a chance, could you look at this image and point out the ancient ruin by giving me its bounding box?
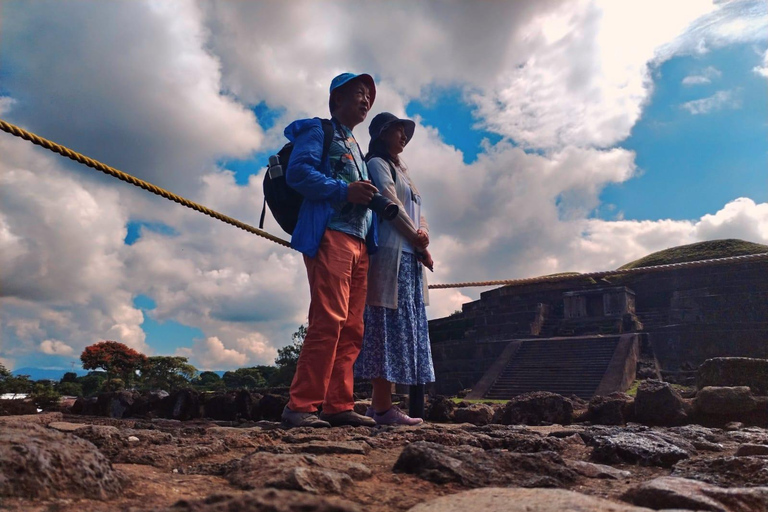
[429,240,768,399]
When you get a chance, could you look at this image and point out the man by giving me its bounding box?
[281,73,379,428]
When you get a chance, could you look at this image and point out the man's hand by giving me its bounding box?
[347,180,378,205]
[415,229,429,250]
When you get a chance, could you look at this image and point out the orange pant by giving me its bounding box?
[288,229,369,414]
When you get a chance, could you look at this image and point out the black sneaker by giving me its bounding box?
[319,409,377,427]
[281,406,331,428]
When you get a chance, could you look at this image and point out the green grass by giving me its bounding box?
[625,380,694,397]
[618,239,768,270]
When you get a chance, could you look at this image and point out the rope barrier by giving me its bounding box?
[2,117,766,290]
[0,118,292,248]
[428,251,768,289]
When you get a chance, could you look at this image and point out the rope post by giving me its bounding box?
[409,384,425,419]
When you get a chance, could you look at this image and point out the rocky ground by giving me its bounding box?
[4,383,768,512]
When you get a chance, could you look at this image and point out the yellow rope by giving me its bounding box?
[0,118,292,248]
[428,251,768,289]
[2,118,766,290]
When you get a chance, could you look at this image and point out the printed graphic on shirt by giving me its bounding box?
[327,124,372,239]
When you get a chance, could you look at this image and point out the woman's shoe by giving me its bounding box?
[373,406,423,426]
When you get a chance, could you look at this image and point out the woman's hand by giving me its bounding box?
[415,229,429,250]
[418,249,434,271]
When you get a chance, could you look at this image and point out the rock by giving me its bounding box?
[234,389,257,420]
[623,476,768,512]
[158,488,362,512]
[672,456,768,487]
[202,393,236,421]
[0,398,38,416]
[259,394,289,422]
[492,392,573,426]
[0,422,123,499]
[259,441,370,455]
[128,435,140,443]
[407,487,653,512]
[695,386,758,415]
[167,389,201,421]
[425,395,455,422]
[454,403,494,426]
[586,393,633,426]
[71,396,99,415]
[96,390,138,419]
[633,380,687,426]
[564,460,631,480]
[698,357,768,394]
[48,421,85,432]
[0,412,63,426]
[736,444,768,456]
[353,400,371,415]
[584,427,693,468]
[393,441,576,488]
[667,425,725,452]
[726,421,744,431]
[222,452,371,493]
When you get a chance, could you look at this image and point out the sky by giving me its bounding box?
[0,0,766,372]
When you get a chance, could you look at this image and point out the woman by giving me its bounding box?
[354,112,435,426]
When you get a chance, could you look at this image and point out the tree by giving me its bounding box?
[192,371,225,391]
[78,371,107,396]
[223,367,267,389]
[0,364,33,395]
[140,356,197,391]
[57,381,83,397]
[270,325,306,386]
[30,381,61,411]
[80,341,147,389]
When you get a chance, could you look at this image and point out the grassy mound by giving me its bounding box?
[618,239,768,270]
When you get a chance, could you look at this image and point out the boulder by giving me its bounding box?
[157,488,362,512]
[633,380,687,426]
[583,427,693,468]
[623,476,768,512]
[585,393,633,425]
[71,396,99,416]
[259,394,289,422]
[454,403,494,425]
[202,392,237,421]
[492,392,573,426]
[221,452,370,494]
[0,399,38,416]
[698,357,768,394]
[672,456,768,487]
[0,422,123,499]
[96,390,138,419]
[695,386,758,415]
[167,389,201,421]
[408,488,652,512]
[425,395,455,422]
[393,440,576,488]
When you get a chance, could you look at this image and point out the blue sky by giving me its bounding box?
[1,1,766,372]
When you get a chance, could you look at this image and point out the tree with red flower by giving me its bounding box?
[80,341,147,389]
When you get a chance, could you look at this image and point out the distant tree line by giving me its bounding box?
[0,325,307,403]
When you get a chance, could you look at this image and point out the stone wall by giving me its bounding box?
[429,259,768,395]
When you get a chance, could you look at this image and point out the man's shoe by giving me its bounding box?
[373,406,424,426]
[319,409,376,427]
[365,406,375,418]
[281,406,331,428]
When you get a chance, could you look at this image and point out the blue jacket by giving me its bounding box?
[284,118,378,258]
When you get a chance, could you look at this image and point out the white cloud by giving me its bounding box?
[682,65,722,85]
[0,97,15,115]
[39,339,74,356]
[680,89,742,114]
[754,49,768,77]
[178,337,248,369]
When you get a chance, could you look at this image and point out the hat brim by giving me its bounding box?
[379,118,416,145]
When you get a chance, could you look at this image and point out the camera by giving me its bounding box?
[367,193,399,220]
[342,192,399,220]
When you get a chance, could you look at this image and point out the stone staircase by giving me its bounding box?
[484,337,621,400]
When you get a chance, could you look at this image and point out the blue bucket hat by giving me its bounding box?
[368,112,416,145]
[329,73,376,106]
